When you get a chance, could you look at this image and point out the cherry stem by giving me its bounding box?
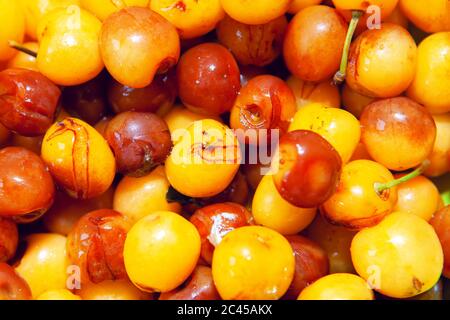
[375,160,431,194]
[8,41,37,58]
[333,10,363,85]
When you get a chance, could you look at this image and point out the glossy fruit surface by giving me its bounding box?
[346,23,417,98]
[286,76,341,109]
[177,43,240,116]
[351,212,443,298]
[165,119,240,198]
[283,5,347,82]
[108,72,177,114]
[20,0,81,40]
[393,175,441,221]
[272,130,342,208]
[100,7,180,88]
[0,263,32,300]
[0,68,60,136]
[284,235,329,300]
[407,32,450,115]
[220,0,291,25]
[230,75,296,143]
[37,6,104,86]
[298,273,374,300]
[0,0,25,61]
[289,103,360,164]
[399,0,450,33]
[113,166,181,223]
[322,160,397,229]
[159,266,220,300]
[124,211,201,292]
[212,226,295,300]
[252,174,317,235]
[190,202,253,264]
[0,147,54,219]
[67,209,131,284]
[41,117,116,200]
[151,0,225,39]
[15,233,69,298]
[217,15,288,67]
[105,112,172,177]
[360,97,436,171]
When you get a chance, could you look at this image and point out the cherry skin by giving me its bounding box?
[100,7,180,88]
[230,75,296,145]
[216,15,288,67]
[62,73,107,125]
[105,111,172,177]
[273,130,342,208]
[322,159,398,230]
[159,266,220,300]
[346,23,417,98]
[360,97,436,171]
[0,146,55,220]
[108,71,177,114]
[283,5,348,82]
[67,209,131,284]
[177,43,241,116]
[283,235,329,300]
[0,263,32,300]
[0,68,60,136]
[190,202,254,265]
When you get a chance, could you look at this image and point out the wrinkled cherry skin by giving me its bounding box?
[159,266,220,300]
[0,69,61,136]
[217,15,288,67]
[105,112,173,177]
[177,43,241,116]
[0,218,18,262]
[0,263,32,300]
[283,5,347,82]
[62,73,107,125]
[0,147,55,219]
[283,235,329,300]
[273,130,342,208]
[190,202,254,265]
[108,71,177,114]
[67,209,132,284]
[230,75,296,145]
[430,206,450,278]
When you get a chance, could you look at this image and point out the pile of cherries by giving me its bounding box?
[0,0,449,301]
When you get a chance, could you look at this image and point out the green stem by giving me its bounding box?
[8,40,37,58]
[333,10,363,85]
[375,160,430,194]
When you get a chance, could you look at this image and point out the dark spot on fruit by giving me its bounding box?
[413,277,424,292]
